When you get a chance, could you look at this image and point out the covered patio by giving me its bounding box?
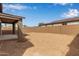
[0,13,25,41]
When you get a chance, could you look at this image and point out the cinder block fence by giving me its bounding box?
[25,25,79,35]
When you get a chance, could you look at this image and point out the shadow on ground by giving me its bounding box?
[0,30,34,56]
[0,38,33,56]
[66,34,79,56]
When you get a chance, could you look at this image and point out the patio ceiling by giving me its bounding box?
[0,13,24,23]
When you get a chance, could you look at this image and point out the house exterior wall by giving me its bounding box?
[47,25,53,27]
[39,25,46,27]
[67,22,79,25]
[53,24,62,26]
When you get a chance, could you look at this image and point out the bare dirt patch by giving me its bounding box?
[23,32,78,56]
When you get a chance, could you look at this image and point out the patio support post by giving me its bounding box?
[13,23,15,34]
[17,19,24,42]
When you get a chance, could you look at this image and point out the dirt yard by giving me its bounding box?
[0,32,79,56]
[23,32,79,56]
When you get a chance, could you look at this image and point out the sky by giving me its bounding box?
[3,3,79,27]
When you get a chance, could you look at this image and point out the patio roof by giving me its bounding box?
[0,13,25,23]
